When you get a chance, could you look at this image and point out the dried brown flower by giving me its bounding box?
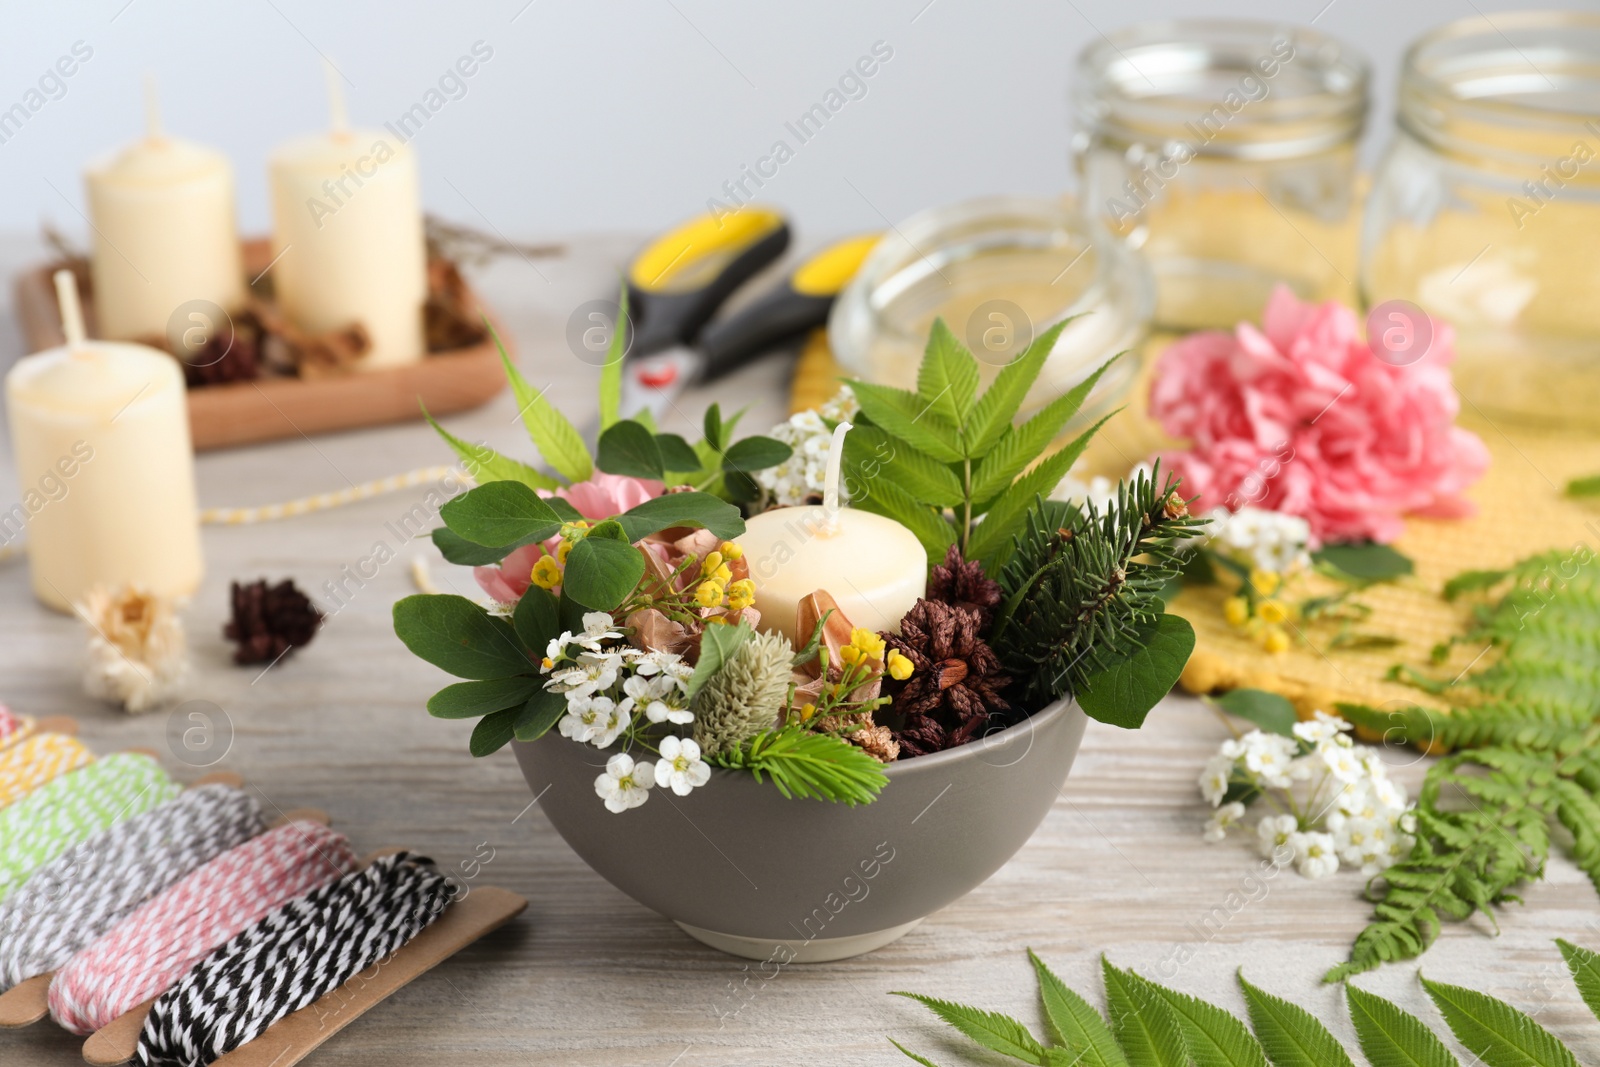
[224,579,323,665]
[925,545,1002,627]
[883,598,1011,757]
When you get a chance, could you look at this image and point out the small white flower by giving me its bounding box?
[595,753,654,813]
[1293,710,1353,745]
[1242,732,1297,789]
[654,736,712,796]
[1203,801,1247,843]
[1198,753,1235,807]
[574,611,623,651]
[549,651,624,698]
[558,695,630,747]
[1319,744,1364,785]
[1291,831,1340,879]
[1257,813,1299,863]
[546,631,575,662]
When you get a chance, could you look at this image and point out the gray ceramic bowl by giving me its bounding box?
[513,699,1087,961]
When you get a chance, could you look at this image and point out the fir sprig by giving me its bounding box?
[709,724,888,805]
[893,944,1598,1067]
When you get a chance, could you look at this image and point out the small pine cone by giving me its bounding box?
[925,545,1003,627]
[883,598,1011,755]
[224,579,323,665]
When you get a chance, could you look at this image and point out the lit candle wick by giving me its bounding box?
[53,269,87,350]
[324,58,351,141]
[821,421,851,533]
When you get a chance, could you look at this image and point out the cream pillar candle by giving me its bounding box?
[86,82,245,342]
[737,423,927,643]
[5,271,203,613]
[267,70,426,369]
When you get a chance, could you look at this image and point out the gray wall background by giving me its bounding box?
[0,0,1570,244]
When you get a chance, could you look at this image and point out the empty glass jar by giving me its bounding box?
[1074,20,1369,330]
[1361,11,1600,428]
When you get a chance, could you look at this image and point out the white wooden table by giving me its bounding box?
[1,233,1595,1066]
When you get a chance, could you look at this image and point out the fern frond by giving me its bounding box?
[710,726,888,806]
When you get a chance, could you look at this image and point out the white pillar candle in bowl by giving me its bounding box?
[4,271,203,612]
[85,83,245,343]
[267,69,427,369]
[737,423,927,642]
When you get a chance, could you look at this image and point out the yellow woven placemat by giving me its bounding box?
[788,331,1600,717]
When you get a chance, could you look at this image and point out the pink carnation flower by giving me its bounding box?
[1149,285,1489,545]
[473,472,663,602]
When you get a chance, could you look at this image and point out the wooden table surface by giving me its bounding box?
[2,233,1596,1066]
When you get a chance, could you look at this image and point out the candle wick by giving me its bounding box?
[53,269,88,350]
[821,421,851,533]
[323,58,350,138]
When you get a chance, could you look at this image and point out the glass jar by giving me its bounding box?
[1362,11,1600,428]
[1074,20,1369,330]
[827,195,1152,416]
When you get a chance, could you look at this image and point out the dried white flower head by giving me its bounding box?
[691,629,793,757]
[77,584,188,713]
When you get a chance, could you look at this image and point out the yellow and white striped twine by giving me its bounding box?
[0,733,93,810]
[0,465,465,563]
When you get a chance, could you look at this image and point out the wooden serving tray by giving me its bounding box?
[13,240,510,451]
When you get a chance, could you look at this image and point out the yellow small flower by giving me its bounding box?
[800,702,817,722]
[556,540,573,564]
[1257,599,1288,625]
[886,649,914,681]
[1262,626,1290,654]
[1250,569,1281,597]
[711,564,733,585]
[702,550,723,575]
[719,540,744,561]
[727,579,755,612]
[848,627,886,662]
[694,580,725,608]
[838,644,862,666]
[1223,596,1250,628]
[530,555,562,590]
[704,614,729,625]
[559,520,591,541]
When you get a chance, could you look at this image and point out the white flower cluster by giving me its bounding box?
[1201,506,1312,574]
[1199,712,1416,880]
[543,612,711,813]
[754,387,859,506]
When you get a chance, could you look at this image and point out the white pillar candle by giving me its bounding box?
[85,82,245,343]
[267,68,426,369]
[737,423,927,643]
[4,271,203,613]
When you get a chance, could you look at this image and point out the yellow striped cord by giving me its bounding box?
[198,465,463,525]
[0,733,93,810]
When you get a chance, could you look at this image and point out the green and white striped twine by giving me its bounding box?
[0,752,180,901]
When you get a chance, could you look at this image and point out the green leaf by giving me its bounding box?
[513,687,567,741]
[1028,950,1128,1067]
[614,492,745,542]
[1137,972,1267,1067]
[917,318,980,426]
[1556,939,1600,1022]
[888,1039,949,1067]
[703,403,725,453]
[967,356,1118,503]
[968,413,1116,569]
[685,620,754,701]
[1421,975,1576,1067]
[842,422,964,507]
[1564,475,1600,498]
[440,481,562,548]
[850,476,956,563]
[847,381,966,464]
[964,318,1074,458]
[1077,615,1195,729]
[890,993,1046,1065]
[469,707,519,756]
[596,420,664,480]
[1345,985,1459,1067]
[1313,542,1415,582]
[432,526,518,567]
[560,537,645,610]
[1102,958,1188,1067]
[491,320,592,483]
[656,433,704,472]
[722,435,793,473]
[393,595,531,679]
[713,726,888,805]
[427,677,540,719]
[423,408,559,491]
[512,585,560,652]
[1237,972,1354,1067]
[1212,689,1298,738]
[597,286,628,431]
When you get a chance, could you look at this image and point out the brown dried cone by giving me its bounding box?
[224,579,324,665]
[167,308,264,387]
[252,301,373,379]
[926,544,1003,628]
[790,591,899,763]
[423,256,490,351]
[882,598,1011,758]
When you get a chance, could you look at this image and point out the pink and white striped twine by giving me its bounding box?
[48,820,358,1035]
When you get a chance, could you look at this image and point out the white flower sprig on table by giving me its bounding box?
[1198,710,1416,880]
[754,387,858,506]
